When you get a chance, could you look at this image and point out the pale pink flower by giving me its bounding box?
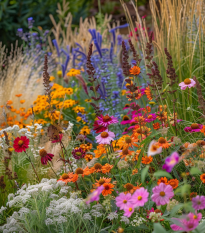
[130,187,149,207]
[115,192,132,210]
[95,130,115,144]
[179,78,196,90]
[86,186,104,204]
[148,140,162,156]
[124,205,134,218]
[151,183,174,206]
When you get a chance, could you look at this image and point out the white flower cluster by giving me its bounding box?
[107,212,118,220]
[130,213,146,226]
[90,204,104,218]
[120,216,130,224]
[148,212,162,222]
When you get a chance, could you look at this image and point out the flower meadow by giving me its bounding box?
[1,0,205,232]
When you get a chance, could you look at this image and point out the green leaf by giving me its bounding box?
[141,166,150,183]
[170,203,184,216]
[152,223,168,233]
[190,167,202,175]
[153,171,173,179]
[195,220,205,233]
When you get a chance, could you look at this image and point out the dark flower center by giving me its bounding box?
[75,168,84,174]
[122,148,129,155]
[61,173,69,179]
[103,115,112,122]
[94,163,102,169]
[123,115,130,121]
[123,200,127,203]
[101,132,109,138]
[125,183,133,191]
[158,137,166,144]
[18,140,24,146]
[39,149,47,157]
[125,137,132,143]
[98,179,105,185]
[104,184,110,190]
[184,78,191,85]
[191,123,199,129]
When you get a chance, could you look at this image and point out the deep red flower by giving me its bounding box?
[51,134,63,143]
[39,149,54,165]
[93,121,107,133]
[72,148,86,160]
[13,136,29,153]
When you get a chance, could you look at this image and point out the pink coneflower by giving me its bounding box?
[39,149,54,165]
[192,195,205,210]
[124,205,134,217]
[13,136,29,153]
[171,213,200,232]
[86,185,104,204]
[145,113,157,123]
[130,187,149,207]
[148,140,162,156]
[151,183,174,206]
[179,78,196,90]
[51,134,63,143]
[93,121,107,133]
[96,114,118,127]
[121,115,131,125]
[184,123,203,133]
[95,130,115,144]
[72,148,85,160]
[162,152,180,172]
[115,192,132,210]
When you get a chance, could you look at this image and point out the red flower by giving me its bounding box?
[51,134,63,143]
[13,136,29,152]
[93,121,107,133]
[39,149,54,165]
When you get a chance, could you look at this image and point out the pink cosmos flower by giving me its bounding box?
[171,213,200,232]
[192,195,205,210]
[86,186,104,204]
[130,187,149,207]
[179,78,196,90]
[162,152,180,172]
[151,183,174,206]
[124,205,134,217]
[95,130,115,144]
[96,114,118,127]
[184,123,203,133]
[115,192,132,210]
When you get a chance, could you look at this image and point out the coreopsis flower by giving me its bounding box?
[72,148,85,160]
[192,195,205,210]
[101,183,114,196]
[184,123,203,133]
[129,66,141,75]
[39,149,54,165]
[95,130,115,144]
[13,136,29,152]
[130,187,149,207]
[116,193,132,210]
[162,152,180,172]
[148,140,162,156]
[96,114,118,127]
[57,173,73,184]
[86,185,104,204]
[151,183,174,206]
[168,179,179,189]
[124,205,134,217]
[179,78,196,90]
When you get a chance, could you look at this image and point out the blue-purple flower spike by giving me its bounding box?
[52,39,60,57]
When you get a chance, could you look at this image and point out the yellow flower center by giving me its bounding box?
[75,152,82,156]
[184,78,191,85]
[160,191,165,197]
[193,215,197,219]
[129,207,133,212]
[101,132,109,138]
[138,196,142,200]
[123,200,127,203]
[18,140,24,146]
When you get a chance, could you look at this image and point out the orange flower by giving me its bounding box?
[95,177,112,187]
[142,156,153,164]
[101,163,113,174]
[124,183,141,194]
[200,173,205,183]
[153,122,160,130]
[200,125,205,135]
[168,179,179,189]
[119,148,133,159]
[144,86,153,100]
[132,169,138,175]
[84,153,93,161]
[94,144,106,158]
[102,183,114,196]
[7,100,13,105]
[157,137,170,149]
[20,100,25,104]
[15,94,22,97]
[57,173,73,184]
[190,192,197,200]
[157,177,168,185]
[71,167,91,182]
[129,66,141,75]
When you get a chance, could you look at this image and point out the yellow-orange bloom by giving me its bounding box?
[15,94,22,97]
[130,66,141,75]
[20,100,25,104]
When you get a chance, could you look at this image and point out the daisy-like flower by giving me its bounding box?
[116,193,132,210]
[179,78,196,90]
[13,136,29,153]
[200,173,205,183]
[102,183,114,196]
[124,205,135,217]
[192,195,205,210]
[51,134,63,143]
[157,177,168,185]
[142,156,153,164]
[130,187,149,207]
[97,114,118,127]
[151,183,174,206]
[130,66,141,76]
[184,123,203,133]
[148,140,162,156]
[145,113,157,123]
[162,152,180,173]
[71,167,91,182]
[57,173,73,184]
[95,177,111,187]
[72,148,85,160]
[86,185,104,204]
[95,130,115,144]
[121,115,131,125]
[39,149,54,165]
[168,179,179,189]
[93,121,107,133]
[157,137,170,149]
